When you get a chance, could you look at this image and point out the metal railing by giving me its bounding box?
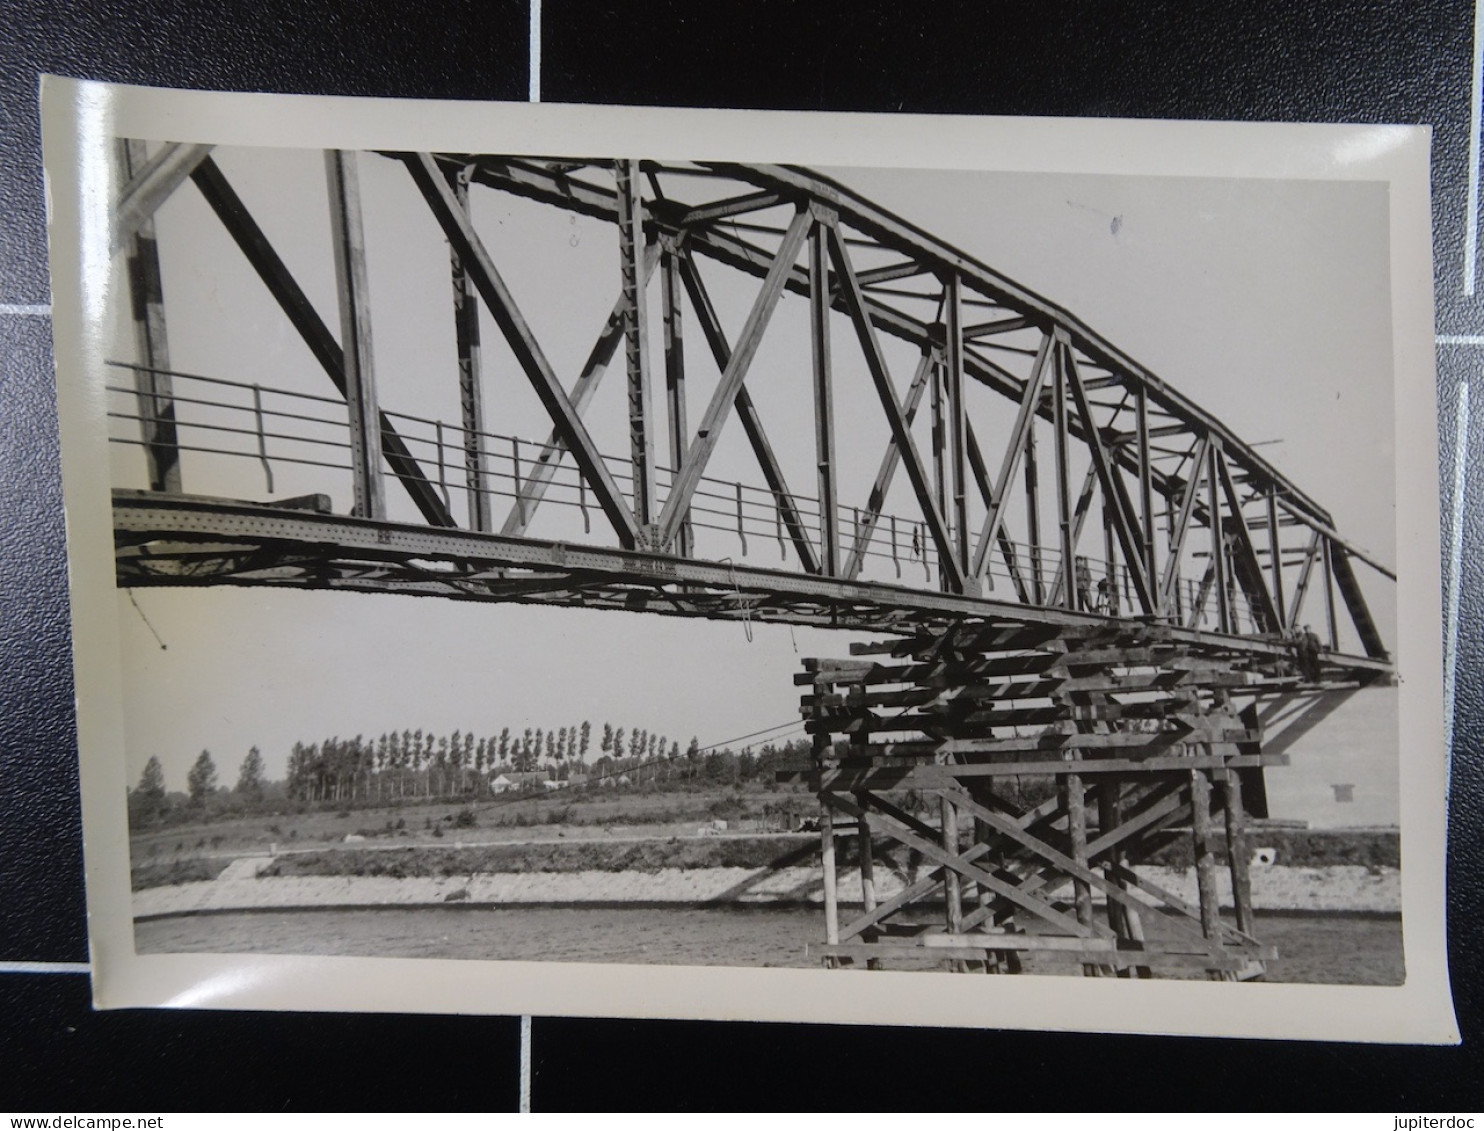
[106,360,1266,630]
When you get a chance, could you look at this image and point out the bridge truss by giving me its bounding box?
[109,142,1397,978]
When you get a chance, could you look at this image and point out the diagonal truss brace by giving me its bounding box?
[657,208,813,549]
[1063,343,1156,614]
[188,156,454,528]
[500,242,661,536]
[677,250,820,573]
[827,222,966,593]
[404,152,640,548]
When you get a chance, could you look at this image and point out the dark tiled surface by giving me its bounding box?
[0,973,521,1110]
[0,314,81,962]
[1,0,1481,1110]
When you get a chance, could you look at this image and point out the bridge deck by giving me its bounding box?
[113,490,1393,683]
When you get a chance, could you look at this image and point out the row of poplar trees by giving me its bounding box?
[280,723,699,803]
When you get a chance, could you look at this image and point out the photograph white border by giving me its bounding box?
[43,76,1458,1042]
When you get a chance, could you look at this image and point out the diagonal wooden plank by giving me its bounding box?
[656,209,813,547]
[827,223,966,593]
[948,786,1219,949]
[826,791,1107,938]
[189,157,454,528]
[836,842,993,942]
[404,152,639,547]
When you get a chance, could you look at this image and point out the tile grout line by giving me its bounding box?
[519,1014,532,1112]
[529,0,541,104]
[1445,381,1471,776]
[0,960,91,975]
[1468,0,1484,295]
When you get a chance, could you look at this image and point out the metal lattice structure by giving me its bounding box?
[109,143,1397,978]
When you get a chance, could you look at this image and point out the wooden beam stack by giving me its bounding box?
[796,619,1286,979]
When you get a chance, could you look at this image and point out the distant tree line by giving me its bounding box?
[127,722,814,820]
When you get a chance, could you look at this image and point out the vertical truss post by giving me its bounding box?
[1207,441,1230,633]
[1267,486,1286,631]
[660,240,692,556]
[1103,496,1118,613]
[945,275,971,588]
[658,208,811,549]
[1025,423,1044,605]
[325,149,386,521]
[117,139,181,494]
[1137,387,1156,607]
[809,221,838,576]
[1052,337,1075,609]
[1167,491,1184,622]
[931,346,949,590]
[190,157,453,527]
[616,160,657,534]
[826,221,965,593]
[448,163,489,531]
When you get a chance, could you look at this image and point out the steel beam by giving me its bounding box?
[117,139,181,494]
[1064,345,1156,614]
[969,333,1052,581]
[675,249,820,572]
[325,150,386,521]
[1159,435,1210,608]
[404,152,640,547]
[499,242,660,537]
[810,223,839,576]
[945,274,970,582]
[842,352,934,581]
[661,241,692,556]
[1215,453,1282,633]
[657,209,812,552]
[1053,336,1076,610]
[447,164,490,531]
[1208,440,1231,634]
[112,142,215,256]
[828,222,966,594]
[188,157,454,528]
[616,159,657,530]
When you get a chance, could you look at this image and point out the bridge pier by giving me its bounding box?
[794,620,1286,979]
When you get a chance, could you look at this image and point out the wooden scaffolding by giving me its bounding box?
[795,620,1291,979]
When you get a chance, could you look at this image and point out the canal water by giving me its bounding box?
[136,905,1404,984]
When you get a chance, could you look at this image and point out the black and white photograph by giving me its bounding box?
[45,79,1455,1040]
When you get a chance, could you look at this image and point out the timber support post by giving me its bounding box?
[794,617,1287,978]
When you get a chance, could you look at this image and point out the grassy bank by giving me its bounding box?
[131,826,1400,891]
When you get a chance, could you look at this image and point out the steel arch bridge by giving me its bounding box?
[109,142,1397,978]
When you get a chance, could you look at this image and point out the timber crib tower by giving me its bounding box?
[799,619,1291,980]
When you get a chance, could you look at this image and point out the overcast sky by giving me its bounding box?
[109,145,1397,790]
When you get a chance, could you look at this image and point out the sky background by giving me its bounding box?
[108,145,1398,791]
